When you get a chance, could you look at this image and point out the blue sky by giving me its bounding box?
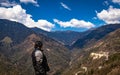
[0,0,120,32]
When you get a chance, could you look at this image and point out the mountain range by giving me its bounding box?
[0,19,70,75]
[0,19,120,75]
[32,23,120,49]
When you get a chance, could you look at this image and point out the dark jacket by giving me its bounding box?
[32,49,50,75]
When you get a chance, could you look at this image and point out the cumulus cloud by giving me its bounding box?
[53,19,95,29]
[112,0,120,5]
[0,5,54,31]
[20,0,39,7]
[60,2,71,11]
[0,0,17,7]
[97,6,120,24]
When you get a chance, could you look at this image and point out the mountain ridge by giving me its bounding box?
[31,27,94,47]
[32,23,120,50]
[0,19,34,44]
[72,24,120,49]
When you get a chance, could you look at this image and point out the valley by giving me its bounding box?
[0,19,120,75]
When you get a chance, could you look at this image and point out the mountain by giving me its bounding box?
[72,24,120,49]
[32,27,82,45]
[62,28,120,75]
[32,28,92,47]
[32,24,120,50]
[0,19,35,56]
[0,19,34,44]
[48,31,83,45]
[11,34,70,75]
[31,27,48,36]
[0,19,70,75]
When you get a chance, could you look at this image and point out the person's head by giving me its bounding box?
[34,41,43,49]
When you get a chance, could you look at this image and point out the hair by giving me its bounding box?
[34,41,43,49]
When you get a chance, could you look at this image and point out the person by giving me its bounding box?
[32,41,50,75]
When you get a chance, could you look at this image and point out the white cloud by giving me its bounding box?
[97,6,120,24]
[93,17,97,20]
[53,19,95,29]
[35,20,55,31]
[112,0,120,4]
[60,2,71,11]
[103,1,109,6]
[20,0,36,3]
[0,5,54,31]
[20,0,39,7]
[0,0,17,7]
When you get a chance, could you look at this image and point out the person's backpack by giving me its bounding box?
[42,53,50,72]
